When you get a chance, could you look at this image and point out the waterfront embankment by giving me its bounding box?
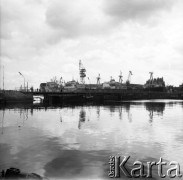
[0,90,33,104]
[40,90,183,104]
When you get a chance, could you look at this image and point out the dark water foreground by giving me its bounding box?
[0,100,183,179]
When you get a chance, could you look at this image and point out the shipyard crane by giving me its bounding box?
[126,71,132,85]
[119,71,123,83]
[97,74,101,84]
[79,60,86,84]
[59,77,63,85]
[149,72,153,85]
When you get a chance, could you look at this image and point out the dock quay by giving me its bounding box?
[0,90,33,104]
[30,89,183,104]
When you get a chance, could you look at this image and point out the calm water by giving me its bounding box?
[0,100,183,179]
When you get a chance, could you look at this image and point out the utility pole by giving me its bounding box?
[3,66,4,91]
[0,64,1,90]
[27,82,28,92]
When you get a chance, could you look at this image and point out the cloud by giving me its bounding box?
[0,0,52,59]
[45,0,111,42]
[45,0,177,43]
[104,0,175,23]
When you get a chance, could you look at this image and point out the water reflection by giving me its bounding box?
[59,110,62,123]
[118,106,122,120]
[0,100,183,179]
[1,109,5,134]
[0,100,180,130]
[145,102,165,123]
[145,102,165,115]
[96,106,100,120]
[78,108,86,129]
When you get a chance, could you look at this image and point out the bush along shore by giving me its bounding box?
[0,90,33,104]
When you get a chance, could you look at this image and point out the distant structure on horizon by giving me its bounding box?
[38,60,169,93]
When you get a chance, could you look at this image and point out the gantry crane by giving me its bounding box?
[119,71,123,83]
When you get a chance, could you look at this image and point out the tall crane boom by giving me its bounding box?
[149,72,153,85]
[126,71,132,85]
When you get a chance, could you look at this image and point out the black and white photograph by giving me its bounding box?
[0,0,183,179]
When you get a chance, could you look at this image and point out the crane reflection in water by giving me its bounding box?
[96,106,100,120]
[0,101,167,132]
[0,105,31,134]
[145,102,165,123]
[78,108,86,129]
[1,108,5,134]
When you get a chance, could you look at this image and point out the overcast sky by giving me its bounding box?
[1,0,183,89]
